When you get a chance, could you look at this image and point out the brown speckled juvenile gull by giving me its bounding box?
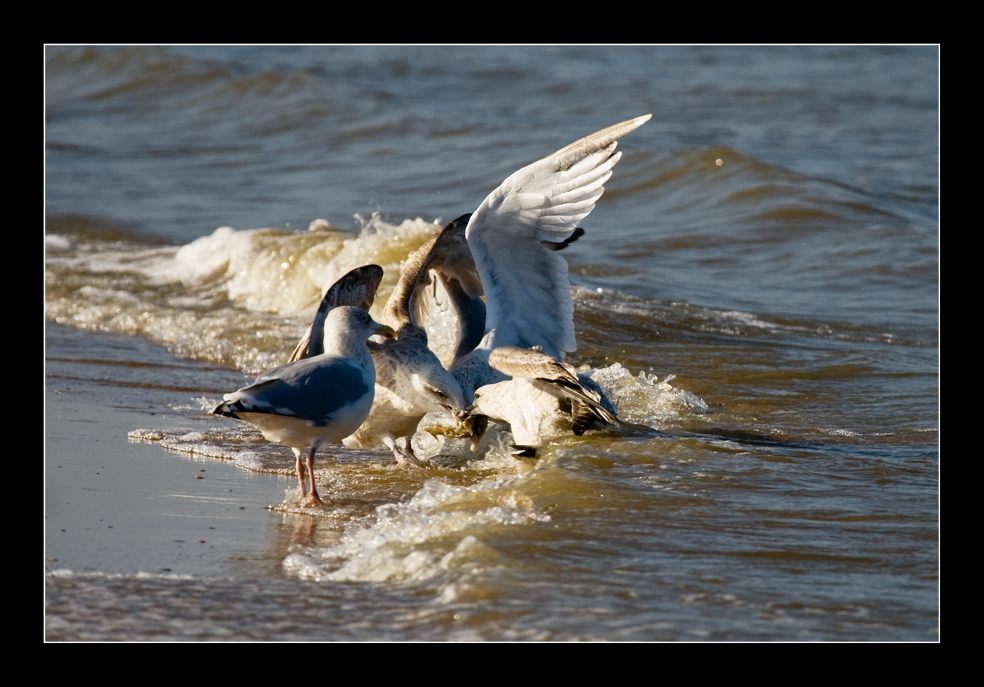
[462,346,619,455]
[341,234,466,465]
[288,264,384,362]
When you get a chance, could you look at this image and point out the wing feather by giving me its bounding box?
[218,356,371,423]
[289,265,383,362]
[465,116,649,358]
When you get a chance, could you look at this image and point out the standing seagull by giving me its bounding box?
[214,306,395,506]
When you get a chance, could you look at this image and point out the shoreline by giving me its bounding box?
[45,321,294,579]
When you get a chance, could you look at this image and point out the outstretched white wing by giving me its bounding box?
[465,114,651,358]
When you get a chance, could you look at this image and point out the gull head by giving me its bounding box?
[322,306,396,353]
[409,368,465,416]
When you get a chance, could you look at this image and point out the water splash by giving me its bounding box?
[283,478,548,584]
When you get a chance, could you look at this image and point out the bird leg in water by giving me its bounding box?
[394,436,424,467]
[293,446,323,506]
[380,435,424,467]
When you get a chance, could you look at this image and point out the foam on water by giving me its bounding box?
[46,214,449,373]
[167,215,443,316]
[283,477,548,585]
[587,363,710,426]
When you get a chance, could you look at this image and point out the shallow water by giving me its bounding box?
[44,45,938,641]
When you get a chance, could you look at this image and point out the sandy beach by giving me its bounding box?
[45,321,302,579]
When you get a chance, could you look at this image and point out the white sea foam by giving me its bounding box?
[283,478,547,584]
[587,363,709,425]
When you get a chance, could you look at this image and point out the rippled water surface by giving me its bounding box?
[45,45,938,641]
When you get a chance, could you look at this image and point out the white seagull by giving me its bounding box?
[410,115,650,450]
[429,115,650,400]
[214,305,396,506]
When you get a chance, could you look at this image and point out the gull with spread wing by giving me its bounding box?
[408,115,650,451]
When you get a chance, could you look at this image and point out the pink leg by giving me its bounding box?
[305,447,322,506]
[292,447,307,498]
[394,435,423,467]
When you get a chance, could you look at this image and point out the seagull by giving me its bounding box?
[284,260,463,466]
[213,305,395,506]
[461,346,619,456]
[431,115,650,403]
[408,115,649,452]
[340,233,467,465]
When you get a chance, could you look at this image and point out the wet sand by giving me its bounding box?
[45,321,294,579]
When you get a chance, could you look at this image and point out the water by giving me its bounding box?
[44,45,938,641]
